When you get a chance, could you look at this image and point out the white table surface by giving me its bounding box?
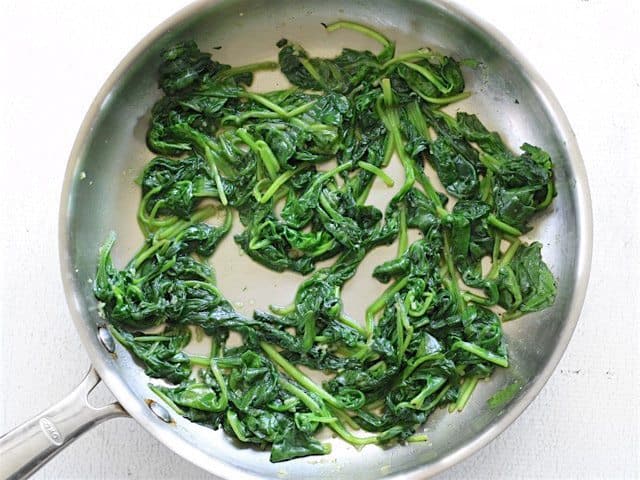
[1,0,639,478]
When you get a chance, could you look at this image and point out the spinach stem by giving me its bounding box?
[407,433,429,443]
[258,168,299,204]
[149,385,185,415]
[381,78,394,106]
[299,58,327,90]
[381,48,436,69]
[409,377,447,408]
[452,341,508,368]
[455,376,479,411]
[324,21,391,49]
[138,186,177,234]
[397,203,408,256]
[442,231,466,314]
[416,90,471,105]
[188,355,211,367]
[412,160,446,213]
[130,335,172,343]
[237,128,280,179]
[357,161,394,187]
[488,214,523,236]
[356,134,395,205]
[269,303,296,315]
[537,182,555,210]
[404,291,434,317]
[243,92,289,116]
[462,290,493,306]
[286,100,318,117]
[365,276,409,335]
[376,85,415,199]
[279,378,379,447]
[261,342,342,408]
[213,60,278,82]
[401,61,451,94]
[488,238,521,280]
[338,313,368,337]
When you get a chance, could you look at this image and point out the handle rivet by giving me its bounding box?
[147,400,172,423]
[97,327,115,353]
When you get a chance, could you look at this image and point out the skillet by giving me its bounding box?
[0,0,592,478]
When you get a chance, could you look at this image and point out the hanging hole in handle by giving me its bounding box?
[87,378,119,410]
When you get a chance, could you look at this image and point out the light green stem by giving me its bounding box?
[324,21,391,50]
[261,342,342,408]
[397,203,408,256]
[416,90,471,105]
[357,161,394,187]
[452,341,508,368]
[213,61,278,82]
[455,376,479,412]
[401,61,451,94]
[258,168,299,204]
[488,214,523,236]
[365,276,409,335]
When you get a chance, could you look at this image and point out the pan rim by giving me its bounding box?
[58,0,593,478]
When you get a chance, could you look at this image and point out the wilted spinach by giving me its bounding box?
[95,21,557,463]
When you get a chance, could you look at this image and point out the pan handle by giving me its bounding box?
[0,367,127,479]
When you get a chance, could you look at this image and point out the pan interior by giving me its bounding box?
[62,0,587,478]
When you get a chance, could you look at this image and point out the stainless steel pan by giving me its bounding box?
[0,0,592,478]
